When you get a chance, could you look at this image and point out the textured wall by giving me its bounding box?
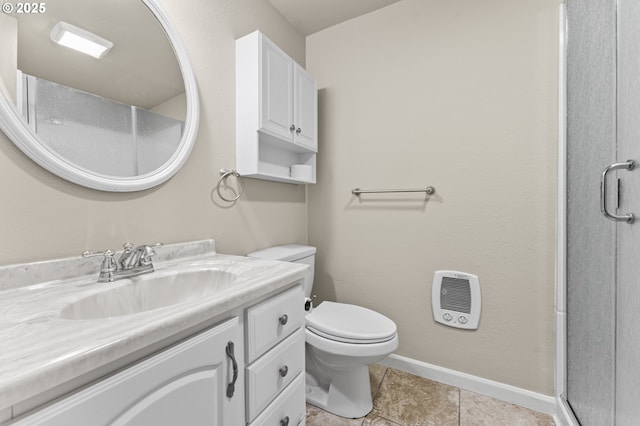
[306,0,559,395]
[0,0,308,264]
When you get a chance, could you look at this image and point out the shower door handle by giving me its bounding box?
[601,160,635,223]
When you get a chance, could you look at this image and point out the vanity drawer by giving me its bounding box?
[248,373,305,426]
[246,328,305,421]
[246,285,304,363]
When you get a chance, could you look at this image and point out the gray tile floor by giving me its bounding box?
[306,365,556,426]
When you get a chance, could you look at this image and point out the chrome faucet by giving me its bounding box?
[83,242,163,283]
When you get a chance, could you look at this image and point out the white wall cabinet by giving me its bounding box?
[236,30,317,184]
[11,318,244,426]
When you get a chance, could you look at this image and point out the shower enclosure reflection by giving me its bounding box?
[19,74,184,177]
[0,0,199,191]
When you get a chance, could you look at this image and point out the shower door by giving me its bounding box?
[566,0,640,424]
[566,0,616,424]
[613,0,640,423]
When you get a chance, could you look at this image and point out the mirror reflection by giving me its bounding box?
[1,0,187,178]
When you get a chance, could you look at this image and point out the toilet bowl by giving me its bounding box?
[247,244,399,418]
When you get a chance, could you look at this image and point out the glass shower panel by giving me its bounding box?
[566,0,617,424]
[134,108,184,175]
[32,78,134,176]
[614,0,640,423]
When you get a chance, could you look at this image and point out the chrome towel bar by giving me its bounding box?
[352,186,436,196]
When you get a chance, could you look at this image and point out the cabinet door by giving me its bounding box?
[293,63,317,151]
[14,318,243,426]
[261,39,293,142]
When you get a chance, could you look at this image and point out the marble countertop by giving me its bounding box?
[0,241,307,413]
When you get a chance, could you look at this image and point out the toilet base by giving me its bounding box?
[305,364,373,418]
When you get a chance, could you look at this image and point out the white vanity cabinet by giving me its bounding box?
[11,318,244,426]
[236,30,317,184]
[245,285,306,425]
[6,285,306,426]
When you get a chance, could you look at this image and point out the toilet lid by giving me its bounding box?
[306,301,397,344]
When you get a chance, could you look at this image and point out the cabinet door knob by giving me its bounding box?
[296,127,302,135]
[279,365,289,377]
[289,124,296,132]
[280,416,290,426]
[279,314,288,325]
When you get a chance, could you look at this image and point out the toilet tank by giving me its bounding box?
[246,244,316,297]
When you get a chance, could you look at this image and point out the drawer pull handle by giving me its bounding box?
[279,365,289,377]
[280,416,290,426]
[225,341,238,398]
[279,314,288,325]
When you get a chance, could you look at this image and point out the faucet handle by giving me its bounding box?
[82,249,117,281]
[82,249,116,260]
[139,243,163,266]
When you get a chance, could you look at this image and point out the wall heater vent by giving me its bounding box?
[432,271,481,330]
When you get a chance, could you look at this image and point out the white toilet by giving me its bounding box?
[247,244,398,418]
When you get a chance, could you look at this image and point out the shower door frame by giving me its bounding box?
[554,3,578,424]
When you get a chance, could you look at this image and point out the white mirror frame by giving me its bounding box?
[0,0,199,192]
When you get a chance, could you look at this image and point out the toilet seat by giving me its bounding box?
[306,301,397,344]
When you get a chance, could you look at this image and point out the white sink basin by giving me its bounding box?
[59,267,237,320]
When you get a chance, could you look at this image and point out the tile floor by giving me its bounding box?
[305,365,556,426]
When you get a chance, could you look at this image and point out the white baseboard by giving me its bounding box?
[379,354,557,416]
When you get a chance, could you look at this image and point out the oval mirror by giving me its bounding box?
[0,0,199,191]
